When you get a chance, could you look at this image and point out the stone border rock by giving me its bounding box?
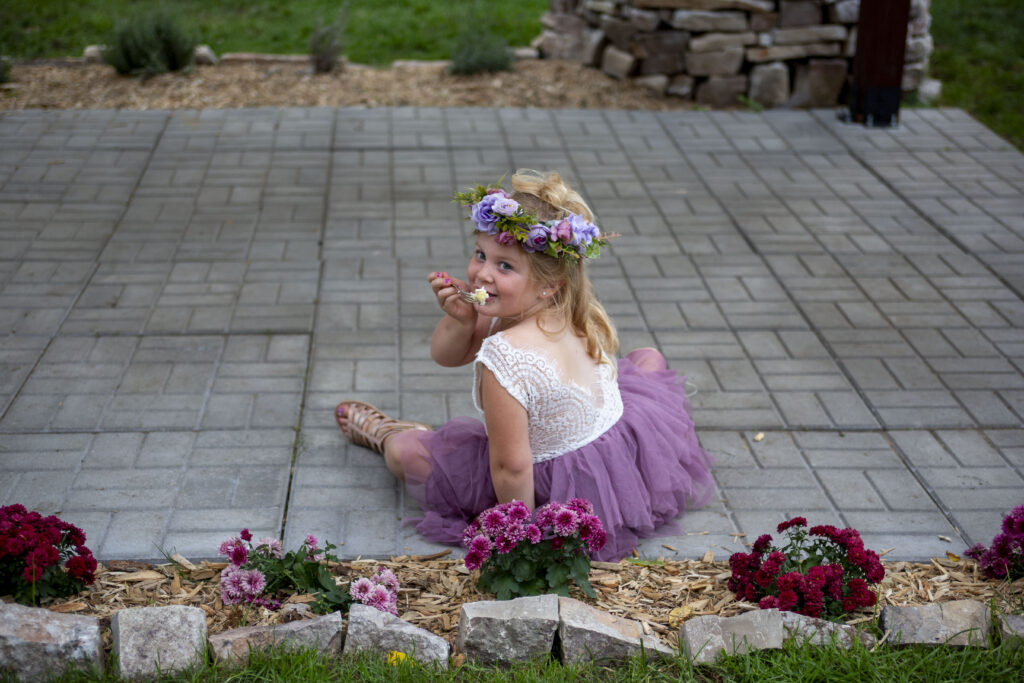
[2,598,1019,679]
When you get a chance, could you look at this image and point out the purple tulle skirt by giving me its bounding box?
[398,349,715,561]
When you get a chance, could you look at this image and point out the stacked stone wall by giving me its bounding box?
[534,0,933,108]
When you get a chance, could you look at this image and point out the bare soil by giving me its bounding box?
[0,59,696,111]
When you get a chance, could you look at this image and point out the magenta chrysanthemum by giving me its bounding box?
[553,508,579,536]
[374,568,400,593]
[481,509,508,535]
[240,569,266,597]
[469,535,492,555]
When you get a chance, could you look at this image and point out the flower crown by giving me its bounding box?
[454,182,616,262]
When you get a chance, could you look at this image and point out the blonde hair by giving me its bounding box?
[509,169,619,361]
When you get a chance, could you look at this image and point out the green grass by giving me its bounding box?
[33,637,1024,683]
[928,0,1024,150]
[0,0,547,65]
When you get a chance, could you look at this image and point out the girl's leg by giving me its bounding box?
[383,429,434,482]
[627,346,667,372]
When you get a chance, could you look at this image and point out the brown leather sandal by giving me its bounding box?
[335,400,430,455]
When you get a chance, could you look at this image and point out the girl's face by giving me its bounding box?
[467,236,546,318]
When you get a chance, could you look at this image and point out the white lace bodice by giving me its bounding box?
[473,331,624,463]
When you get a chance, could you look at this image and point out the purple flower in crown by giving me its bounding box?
[551,219,573,244]
[471,194,503,234]
[565,213,595,246]
[495,230,516,246]
[492,197,520,217]
[522,225,549,253]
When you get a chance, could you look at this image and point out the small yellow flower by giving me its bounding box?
[470,287,489,304]
[387,651,407,665]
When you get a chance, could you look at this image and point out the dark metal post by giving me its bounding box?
[844,0,912,127]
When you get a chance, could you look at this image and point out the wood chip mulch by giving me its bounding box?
[39,549,1024,651]
[0,60,697,112]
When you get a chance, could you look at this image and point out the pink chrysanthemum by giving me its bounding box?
[553,508,579,536]
[525,524,543,544]
[374,568,400,593]
[481,509,508,536]
[506,501,530,523]
[218,537,241,557]
[567,498,594,515]
[255,537,283,558]
[305,534,319,549]
[495,534,518,554]
[229,544,248,567]
[350,577,374,601]
[469,535,492,555]
[464,548,485,571]
[240,569,266,597]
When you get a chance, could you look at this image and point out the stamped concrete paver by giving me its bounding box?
[0,106,1021,562]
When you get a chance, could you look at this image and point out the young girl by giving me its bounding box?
[336,170,714,561]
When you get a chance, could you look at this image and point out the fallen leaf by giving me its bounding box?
[661,544,677,552]
[668,605,692,627]
[753,432,765,442]
[946,551,961,562]
[938,535,952,543]
[702,550,715,563]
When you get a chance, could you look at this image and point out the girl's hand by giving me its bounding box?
[428,271,477,324]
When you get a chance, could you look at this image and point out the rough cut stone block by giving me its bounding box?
[540,12,587,35]
[601,16,639,50]
[668,74,696,98]
[83,45,105,64]
[746,42,840,62]
[0,603,102,681]
[880,601,991,648]
[679,609,874,665]
[343,604,449,666]
[457,595,559,666]
[808,58,848,106]
[902,61,926,91]
[750,12,779,31]
[193,45,218,66]
[635,0,774,12]
[635,31,690,74]
[210,612,343,664]
[917,77,942,104]
[112,606,207,679]
[685,47,744,76]
[601,46,638,80]
[772,25,848,45]
[559,598,676,664]
[635,74,671,95]
[749,61,789,108]
[779,0,823,27]
[584,0,618,14]
[909,10,931,36]
[695,75,748,107]
[583,29,609,67]
[829,0,860,24]
[626,7,664,31]
[689,31,757,53]
[998,614,1024,652]
[905,34,933,63]
[536,30,585,61]
[670,10,748,32]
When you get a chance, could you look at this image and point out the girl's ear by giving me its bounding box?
[543,280,564,298]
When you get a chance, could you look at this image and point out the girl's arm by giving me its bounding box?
[428,272,492,367]
[479,367,535,509]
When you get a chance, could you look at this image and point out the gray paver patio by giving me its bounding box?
[1,106,1021,564]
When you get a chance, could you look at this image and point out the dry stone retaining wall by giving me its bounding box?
[535,0,934,108]
[2,599,1020,679]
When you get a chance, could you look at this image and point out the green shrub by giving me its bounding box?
[103,10,196,77]
[449,4,512,76]
[309,6,347,74]
[0,55,11,84]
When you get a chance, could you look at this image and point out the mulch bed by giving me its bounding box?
[42,549,1023,652]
